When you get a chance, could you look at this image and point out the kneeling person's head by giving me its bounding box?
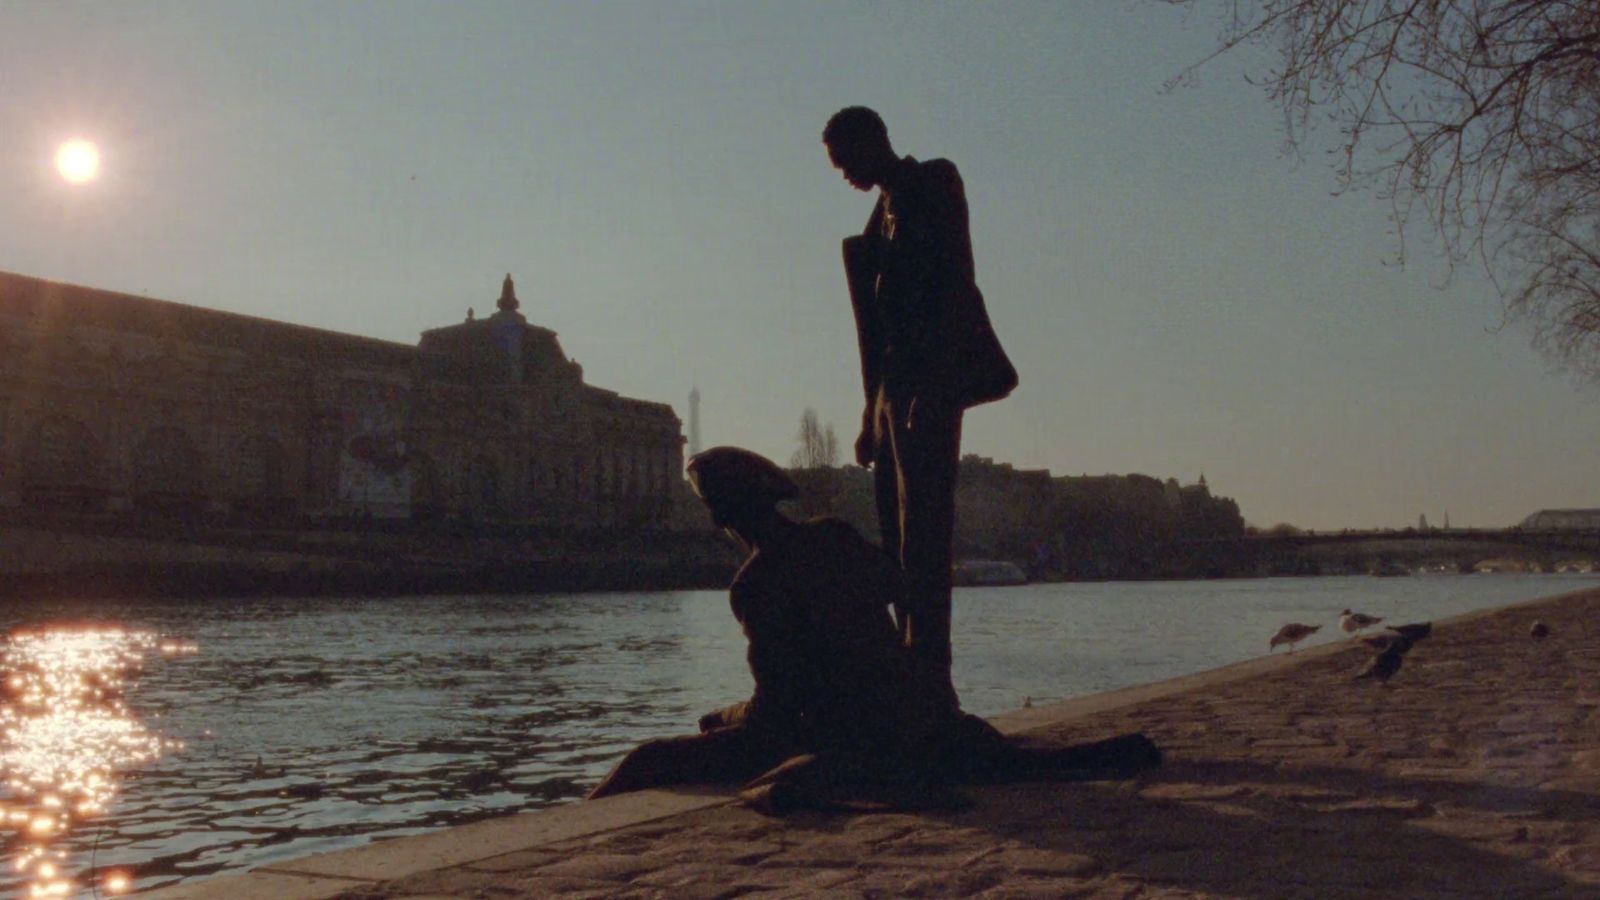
[686,446,798,534]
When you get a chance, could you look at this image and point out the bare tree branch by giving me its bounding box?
[790,408,839,470]
[1165,1,1600,377]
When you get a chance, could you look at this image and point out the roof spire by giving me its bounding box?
[498,273,519,313]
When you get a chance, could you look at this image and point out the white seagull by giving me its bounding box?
[1340,609,1384,633]
[1269,623,1321,652]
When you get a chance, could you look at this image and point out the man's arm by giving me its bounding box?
[842,234,885,407]
[843,196,889,467]
[924,159,976,281]
[902,159,976,301]
[897,158,1011,411]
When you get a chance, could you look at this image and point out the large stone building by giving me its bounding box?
[0,271,684,529]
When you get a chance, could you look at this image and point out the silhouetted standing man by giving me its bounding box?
[824,107,1015,709]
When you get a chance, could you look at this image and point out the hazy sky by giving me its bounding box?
[2,1,1594,530]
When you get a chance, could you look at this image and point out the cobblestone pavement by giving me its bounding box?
[162,589,1600,899]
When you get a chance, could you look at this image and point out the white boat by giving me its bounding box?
[953,560,1029,586]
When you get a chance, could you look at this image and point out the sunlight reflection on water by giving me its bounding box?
[0,627,187,898]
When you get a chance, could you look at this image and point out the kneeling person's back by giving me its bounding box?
[733,516,922,750]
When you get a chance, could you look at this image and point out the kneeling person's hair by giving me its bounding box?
[686,446,798,526]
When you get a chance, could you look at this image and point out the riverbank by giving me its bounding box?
[0,522,738,599]
[140,586,1600,898]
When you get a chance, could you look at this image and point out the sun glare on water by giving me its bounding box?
[54,140,101,184]
[1,627,183,896]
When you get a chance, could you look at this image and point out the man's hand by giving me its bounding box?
[854,428,874,468]
[699,700,750,733]
[854,407,875,468]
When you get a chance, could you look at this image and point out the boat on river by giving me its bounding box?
[953,559,1029,586]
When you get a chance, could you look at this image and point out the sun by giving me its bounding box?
[55,139,101,184]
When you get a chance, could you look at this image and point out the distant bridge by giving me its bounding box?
[1165,528,1600,576]
[1249,527,1600,549]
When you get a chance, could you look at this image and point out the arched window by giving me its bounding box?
[237,434,286,499]
[22,415,103,489]
[467,455,502,519]
[410,452,444,520]
[133,426,203,498]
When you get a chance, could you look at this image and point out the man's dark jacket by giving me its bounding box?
[844,156,1015,410]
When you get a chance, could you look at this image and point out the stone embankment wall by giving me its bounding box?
[0,522,737,599]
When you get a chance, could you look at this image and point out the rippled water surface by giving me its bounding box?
[0,573,1592,895]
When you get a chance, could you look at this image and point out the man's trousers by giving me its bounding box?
[871,385,963,710]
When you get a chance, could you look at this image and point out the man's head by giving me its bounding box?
[823,106,896,191]
[686,446,798,533]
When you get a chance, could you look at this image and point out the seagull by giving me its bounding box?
[1270,623,1321,652]
[1530,621,1550,639]
[1341,609,1384,633]
[1385,622,1433,643]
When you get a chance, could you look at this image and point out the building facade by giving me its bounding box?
[0,271,684,529]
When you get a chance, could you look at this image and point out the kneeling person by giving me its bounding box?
[588,446,934,799]
[588,446,1161,806]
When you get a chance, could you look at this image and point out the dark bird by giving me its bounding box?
[248,755,286,779]
[1530,621,1550,639]
[1341,609,1384,633]
[1355,637,1413,683]
[1361,633,1405,651]
[1355,631,1421,683]
[1386,622,1433,643]
[1270,623,1321,652]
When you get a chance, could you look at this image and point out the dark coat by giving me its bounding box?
[730,518,942,753]
[844,157,1015,411]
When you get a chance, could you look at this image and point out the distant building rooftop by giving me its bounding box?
[1519,509,1600,530]
[0,269,416,367]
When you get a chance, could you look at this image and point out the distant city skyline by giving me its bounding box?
[3,1,1595,530]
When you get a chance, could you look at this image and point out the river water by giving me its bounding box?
[0,573,1593,896]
